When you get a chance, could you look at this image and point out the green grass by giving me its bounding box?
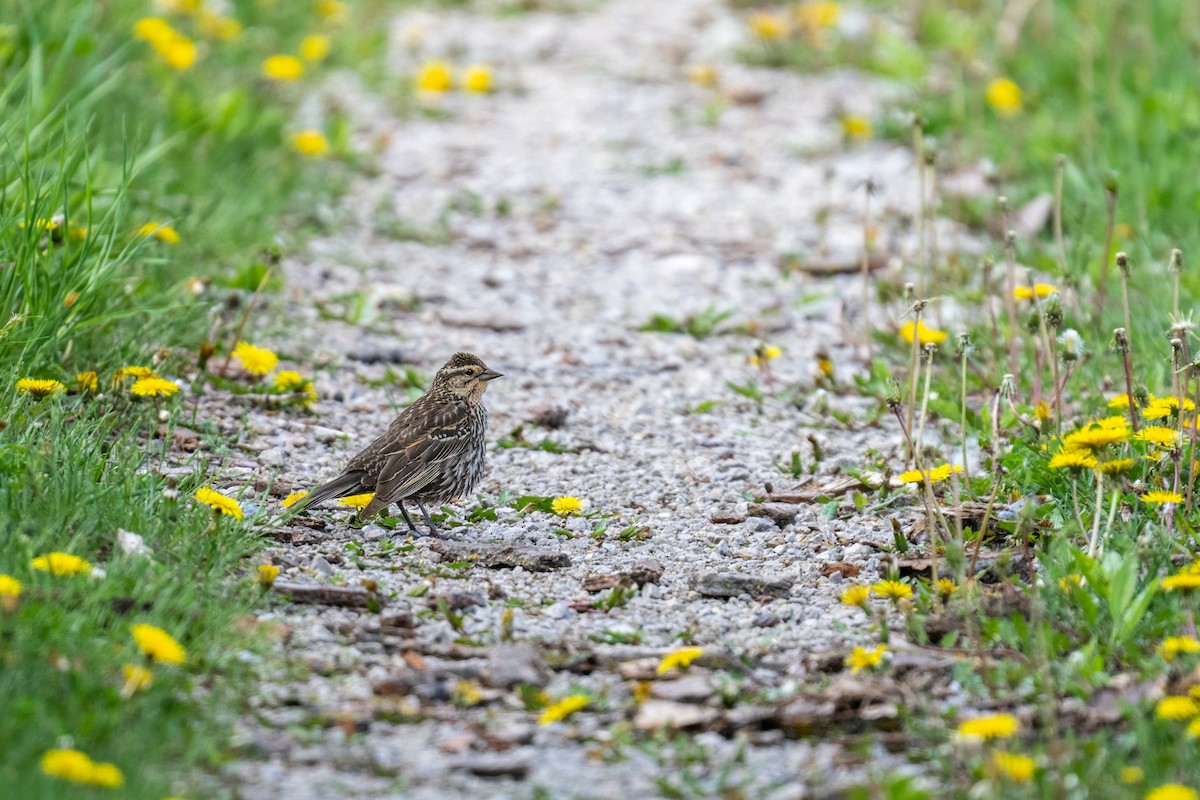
[0,1,401,795]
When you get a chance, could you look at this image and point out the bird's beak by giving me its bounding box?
[479,368,503,381]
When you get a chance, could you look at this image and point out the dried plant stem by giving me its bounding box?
[1028,271,1059,431]
[1117,252,1133,350]
[1093,183,1117,327]
[891,404,953,585]
[1115,329,1139,433]
[967,474,1004,578]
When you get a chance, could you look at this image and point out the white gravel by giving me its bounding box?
[219,0,976,797]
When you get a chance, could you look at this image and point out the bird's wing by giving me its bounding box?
[372,405,475,505]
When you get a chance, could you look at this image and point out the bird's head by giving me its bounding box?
[434,352,503,401]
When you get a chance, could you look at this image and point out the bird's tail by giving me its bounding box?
[297,471,369,510]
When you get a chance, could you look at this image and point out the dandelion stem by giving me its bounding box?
[915,344,935,459]
[1115,328,1139,433]
[1171,248,1183,320]
[959,337,973,499]
[1189,364,1200,515]
[905,296,923,468]
[913,121,927,297]
[1053,155,1067,274]
[218,266,274,378]
[1086,471,1104,558]
[1028,270,1059,433]
[967,469,1003,579]
[1117,252,1132,351]
[1093,181,1117,327]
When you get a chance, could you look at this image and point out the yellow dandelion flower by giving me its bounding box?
[1162,573,1200,592]
[748,11,789,40]
[0,574,20,597]
[197,11,242,41]
[463,65,494,93]
[232,341,278,376]
[281,490,309,508]
[899,320,947,346]
[291,130,330,157]
[299,34,330,62]
[1096,458,1135,475]
[957,713,1019,740]
[794,1,841,31]
[194,486,243,520]
[131,623,186,665]
[262,54,304,81]
[338,493,375,511]
[41,749,124,788]
[416,60,453,93]
[687,64,719,88]
[1142,490,1184,505]
[1137,426,1181,448]
[1160,637,1200,661]
[1059,574,1083,590]
[1156,696,1199,720]
[130,377,180,398]
[538,694,589,725]
[1144,396,1195,420]
[138,221,180,243]
[274,371,307,391]
[452,679,485,707]
[63,290,80,309]
[986,77,1022,116]
[898,463,963,483]
[750,344,783,366]
[1108,393,1138,409]
[258,564,281,585]
[656,646,704,675]
[992,751,1034,782]
[121,663,154,694]
[840,585,871,607]
[840,115,871,140]
[16,378,65,398]
[30,552,92,576]
[1063,424,1129,451]
[872,580,913,601]
[115,366,155,382]
[316,0,348,22]
[133,17,172,43]
[1013,283,1057,301]
[77,371,98,392]
[936,578,958,596]
[1048,449,1098,470]
[551,496,583,516]
[1121,766,1144,784]
[844,644,886,674]
[1146,786,1199,800]
[151,30,197,70]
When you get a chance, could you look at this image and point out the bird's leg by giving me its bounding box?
[396,501,418,533]
[416,501,438,534]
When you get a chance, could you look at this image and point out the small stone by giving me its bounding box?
[309,555,334,577]
[311,426,346,443]
[650,672,712,703]
[628,557,665,585]
[692,571,793,599]
[455,753,530,779]
[752,613,780,628]
[483,643,549,689]
[635,700,719,731]
[259,447,286,467]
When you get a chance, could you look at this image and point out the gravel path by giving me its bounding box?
[222,1,966,797]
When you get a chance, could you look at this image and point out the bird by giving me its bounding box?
[299,352,502,532]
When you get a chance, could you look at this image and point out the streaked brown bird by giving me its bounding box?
[300,352,502,531]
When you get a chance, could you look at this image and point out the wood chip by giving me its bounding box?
[271,580,384,608]
[429,540,570,571]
